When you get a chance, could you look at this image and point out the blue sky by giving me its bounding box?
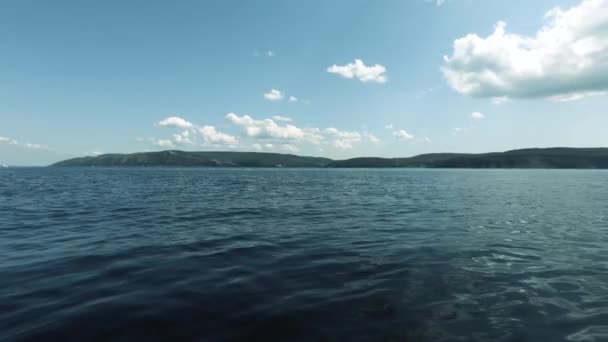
[1,0,607,165]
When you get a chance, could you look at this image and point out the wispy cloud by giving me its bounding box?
[155,139,175,148]
[492,96,510,105]
[393,129,415,140]
[254,50,275,58]
[272,115,292,122]
[1,135,51,151]
[416,86,441,99]
[385,125,416,141]
[470,112,485,120]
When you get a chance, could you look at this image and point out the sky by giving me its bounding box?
[1,0,607,165]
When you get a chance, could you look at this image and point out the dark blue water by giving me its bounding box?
[1,168,608,341]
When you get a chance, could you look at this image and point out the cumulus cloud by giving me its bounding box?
[272,115,292,122]
[327,59,387,83]
[198,126,238,145]
[442,0,608,101]
[226,113,321,143]
[225,113,380,151]
[385,126,415,140]
[158,116,194,129]
[264,89,283,101]
[325,127,362,150]
[470,112,485,120]
[155,116,237,147]
[364,132,380,143]
[288,96,298,102]
[173,130,194,145]
[0,137,9,143]
[324,128,379,149]
[394,129,415,140]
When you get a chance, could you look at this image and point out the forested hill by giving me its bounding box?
[51,148,608,169]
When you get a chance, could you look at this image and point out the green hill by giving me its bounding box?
[52,151,333,167]
[51,148,608,169]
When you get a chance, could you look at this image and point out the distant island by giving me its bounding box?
[50,148,608,169]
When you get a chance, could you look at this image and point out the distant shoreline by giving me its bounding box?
[50,148,608,169]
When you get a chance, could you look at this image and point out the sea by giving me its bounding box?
[1,167,608,341]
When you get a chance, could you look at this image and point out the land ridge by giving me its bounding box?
[50,148,608,169]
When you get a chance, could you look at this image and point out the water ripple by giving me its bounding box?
[1,168,608,341]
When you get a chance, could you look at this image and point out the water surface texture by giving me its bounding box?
[1,168,608,341]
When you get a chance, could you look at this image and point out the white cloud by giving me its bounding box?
[333,139,354,149]
[327,59,387,83]
[226,112,321,143]
[492,96,510,105]
[252,143,262,150]
[225,113,380,151]
[156,139,175,148]
[325,127,367,150]
[156,117,237,146]
[0,136,51,150]
[442,0,608,101]
[288,96,298,103]
[386,126,415,140]
[364,132,380,143]
[272,115,292,122]
[158,116,194,129]
[471,112,485,120]
[197,126,238,145]
[424,137,432,143]
[451,127,470,136]
[25,143,50,150]
[324,127,362,140]
[173,130,194,145]
[549,91,607,102]
[264,89,284,101]
[267,50,274,57]
[394,129,415,140]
